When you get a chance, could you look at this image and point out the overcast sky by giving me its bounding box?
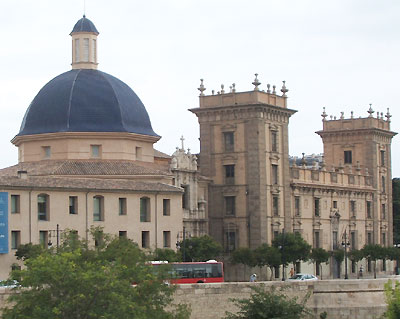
[1,0,399,176]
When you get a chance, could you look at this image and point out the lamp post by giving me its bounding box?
[341,231,350,279]
[394,244,400,275]
[48,224,63,251]
[176,226,190,262]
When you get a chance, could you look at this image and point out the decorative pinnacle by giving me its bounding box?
[340,112,344,119]
[367,104,374,117]
[252,73,261,91]
[266,84,271,93]
[272,85,276,94]
[232,83,236,93]
[351,111,354,119]
[321,107,327,121]
[221,84,225,94]
[281,80,289,97]
[386,108,392,122]
[198,79,206,96]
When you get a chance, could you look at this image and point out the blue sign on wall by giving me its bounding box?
[0,192,8,254]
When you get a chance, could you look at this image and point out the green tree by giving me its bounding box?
[348,249,364,278]
[231,247,256,268]
[332,249,344,278]
[384,280,400,319]
[224,285,311,319]
[152,248,182,262]
[2,233,190,319]
[310,248,330,279]
[254,244,281,280]
[178,235,222,262]
[14,243,44,261]
[362,244,385,279]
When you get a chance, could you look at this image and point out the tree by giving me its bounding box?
[254,244,281,280]
[224,285,311,319]
[332,249,344,278]
[152,248,181,262]
[384,280,400,319]
[177,235,222,262]
[310,248,330,279]
[2,231,190,319]
[348,249,364,278]
[231,247,256,268]
[14,243,44,261]
[362,244,385,279]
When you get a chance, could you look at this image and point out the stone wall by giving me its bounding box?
[0,279,393,318]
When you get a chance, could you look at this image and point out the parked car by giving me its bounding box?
[287,273,318,281]
[0,280,19,288]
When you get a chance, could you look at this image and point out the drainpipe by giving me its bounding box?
[85,191,89,242]
[29,190,32,243]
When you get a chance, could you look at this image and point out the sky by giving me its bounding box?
[1,0,400,176]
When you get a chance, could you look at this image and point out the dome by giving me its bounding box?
[18,69,159,137]
[71,15,99,34]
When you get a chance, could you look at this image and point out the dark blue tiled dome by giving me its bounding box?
[71,15,99,34]
[18,69,159,137]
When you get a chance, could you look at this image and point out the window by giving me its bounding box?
[39,231,48,248]
[163,231,171,248]
[294,196,301,216]
[38,194,49,221]
[367,201,372,219]
[182,185,189,209]
[272,165,278,185]
[225,196,236,216]
[75,38,80,62]
[332,231,338,250]
[119,231,127,238]
[224,132,234,152]
[271,131,278,152]
[69,196,78,215]
[93,196,104,221]
[83,38,89,62]
[333,200,337,209]
[11,195,20,214]
[350,200,356,217]
[314,231,320,248]
[273,230,279,240]
[119,198,127,215]
[11,231,20,249]
[344,150,352,164]
[382,176,386,193]
[91,145,101,158]
[42,146,51,159]
[350,231,356,249]
[224,165,235,184]
[367,232,373,245]
[136,147,142,160]
[163,199,170,216]
[226,231,236,252]
[273,196,279,216]
[140,197,150,222]
[381,203,386,219]
[141,231,150,248]
[382,232,386,247]
[314,198,320,217]
[380,150,385,166]
[92,39,96,62]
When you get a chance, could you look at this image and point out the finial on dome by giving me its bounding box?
[252,73,261,91]
[280,81,288,97]
[198,79,206,96]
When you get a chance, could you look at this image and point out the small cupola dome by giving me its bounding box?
[70,15,99,70]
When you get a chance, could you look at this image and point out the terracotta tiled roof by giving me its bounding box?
[154,149,171,159]
[0,175,182,193]
[0,160,170,177]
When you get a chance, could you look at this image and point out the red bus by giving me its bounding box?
[151,260,224,284]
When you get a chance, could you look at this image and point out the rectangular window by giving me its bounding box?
[382,232,386,247]
[273,231,279,240]
[344,150,352,164]
[367,201,372,219]
[140,197,150,222]
[382,176,386,193]
[382,203,386,219]
[141,231,150,248]
[69,196,78,215]
[42,146,51,159]
[11,195,20,214]
[83,38,89,62]
[271,131,278,152]
[226,231,236,252]
[91,145,101,158]
[39,231,48,248]
[314,198,320,217]
[350,231,356,249]
[273,196,279,216]
[75,38,80,62]
[136,146,142,160]
[92,39,96,62]
[224,165,235,184]
[11,231,20,250]
[380,150,385,166]
[224,132,234,152]
[314,231,320,248]
[119,231,127,238]
[163,199,170,216]
[333,200,337,209]
[272,165,278,185]
[93,196,104,221]
[225,196,236,216]
[163,231,171,248]
[350,200,356,217]
[294,196,301,216]
[332,231,338,250]
[38,194,49,221]
[367,232,373,245]
[119,198,127,215]
[182,185,189,209]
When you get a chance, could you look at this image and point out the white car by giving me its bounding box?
[287,273,318,281]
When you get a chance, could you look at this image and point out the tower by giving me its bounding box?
[190,77,296,250]
[316,107,396,246]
